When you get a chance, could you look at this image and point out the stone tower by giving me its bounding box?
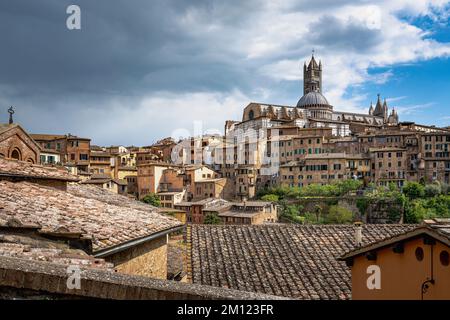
[303,53,322,95]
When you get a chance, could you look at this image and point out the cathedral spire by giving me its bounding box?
[373,94,383,117]
[303,53,322,94]
[368,101,374,115]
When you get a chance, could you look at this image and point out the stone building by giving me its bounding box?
[207,55,450,197]
[0,123,40,164]
[213,54,405,199]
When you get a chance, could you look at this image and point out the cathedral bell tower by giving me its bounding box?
[303,52,322,95]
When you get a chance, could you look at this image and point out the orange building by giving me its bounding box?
[340,219,450,300]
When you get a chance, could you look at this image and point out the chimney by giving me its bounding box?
[354,221,363,247]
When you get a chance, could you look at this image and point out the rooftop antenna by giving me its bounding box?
[7,106,14,124]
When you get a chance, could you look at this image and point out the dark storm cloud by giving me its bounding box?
[0,0,272,98]
[306,15,382,53]
[0,0,197,96]
[0,0,271,144]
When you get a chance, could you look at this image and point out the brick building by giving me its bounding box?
[31,133,91,175]
[0,123,40,164]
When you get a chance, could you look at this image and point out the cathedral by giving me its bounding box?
[235,54,399,137]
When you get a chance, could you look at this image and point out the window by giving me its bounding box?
[415,247,424,261]
[440,251,449,266]
[80,154,88,161]
[11,149,20,160]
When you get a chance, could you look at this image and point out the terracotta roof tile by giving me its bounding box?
[0,181,183,253]
[0,234,114,269]
[0,158,79,182]
[189,224,416,299]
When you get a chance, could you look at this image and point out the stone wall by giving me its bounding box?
[289,196,403,224]
[0,256,285,300]
[105,235,168,279]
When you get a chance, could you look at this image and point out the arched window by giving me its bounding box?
[248,110,254,120]
[10,149,21,160]
[26,158,34,164]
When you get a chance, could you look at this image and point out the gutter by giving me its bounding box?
[93,225,185,258]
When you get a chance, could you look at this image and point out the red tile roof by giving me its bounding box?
[188,224,416,299]
[0,158,79,182]
[0,234,113,270]
[0,181,183,254]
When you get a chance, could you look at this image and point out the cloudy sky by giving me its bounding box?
[0,0,449,146]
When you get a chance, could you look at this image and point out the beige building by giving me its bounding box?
[157,190,186,208]
[90,150,112,175]
[369,147,407,187]
[279,153,371,187]
[82,174,128,195]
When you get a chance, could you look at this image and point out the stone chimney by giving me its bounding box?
[354,221,363,247]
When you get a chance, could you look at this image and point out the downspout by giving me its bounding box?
[421,243,435,300]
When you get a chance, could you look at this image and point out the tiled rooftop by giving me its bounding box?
[424,218,450,239]
[189,224,416,300]
[0,181,183,253]
[0,234,113,269]
[0,158,79,182]
[67,183,158,212]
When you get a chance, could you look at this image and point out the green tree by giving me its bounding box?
[388,182,398,192]
[204,213,221,224]
[425,183,442,197]
[141,193,161,207]
[261,194,279,202]
[325,205,354,224]
[356,198,369,216]
[403,182,425,199]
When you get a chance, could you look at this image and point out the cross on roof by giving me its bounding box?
[7,106,14,124]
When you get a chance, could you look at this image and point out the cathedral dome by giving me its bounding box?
[296,91,330,108]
